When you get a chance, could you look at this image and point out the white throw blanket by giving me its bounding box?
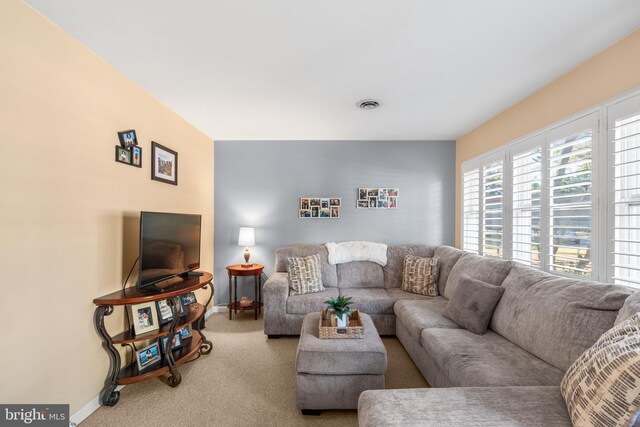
[326,241,388,266]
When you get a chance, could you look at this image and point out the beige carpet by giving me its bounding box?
[83,312,428,426]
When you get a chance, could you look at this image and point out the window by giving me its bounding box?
[608,94,640,288]
[511,141,542,268]
[482,160,504,258]
[462,168,480,254]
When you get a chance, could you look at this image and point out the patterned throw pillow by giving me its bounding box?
[288,254,324,296]
[561,313,640,427]
[401,255,439,296]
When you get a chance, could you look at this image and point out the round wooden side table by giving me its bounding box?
[226,264,264,320]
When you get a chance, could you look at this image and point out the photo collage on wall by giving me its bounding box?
[299,198,341,219]
[115,129,142,168]
[357,188,398,209]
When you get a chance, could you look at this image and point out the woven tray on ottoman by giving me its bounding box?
[296,311,387,414]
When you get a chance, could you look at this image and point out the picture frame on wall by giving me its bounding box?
[300,197,340,219]
[136,341,161,371]
[358,188,399,209]
[115,146,131,165]
[118,129,138,149]
[131,146,142,168]
[151,141,178,186]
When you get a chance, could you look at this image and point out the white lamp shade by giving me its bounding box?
[237,227,255,247]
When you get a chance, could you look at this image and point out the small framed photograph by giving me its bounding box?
[388,188,399,197]
[379,188,388,200]
[329,198,341,207]
[156,299,174,325]
[389,196,397,208]
[115,146,131,165]
[161,333,183,353]
[368,188,379,198]
[299,209,311,218]
[181,291,197,306]
[131,146,142,168]
[357,200,369,209]
[151,141,178,186]
[309,198,321,207]
[369,197,377,208]
[130,302,159,335]
[321,199,329,209]
[136,341,161,371]
[300,198,310,209]
[311,207,319,218]
[179,325,193,339]
[118,129,138,149]
[358,188,367,200]
[175,297,186,317]
[320,208,331,218]
[331,207,339,218]
[377,199,388,209]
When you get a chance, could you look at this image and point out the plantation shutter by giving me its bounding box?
[608,94,640,288]
[482,160,504,258]
[462,167,480,254]
[547,116,596,278]
[511,138,543,268]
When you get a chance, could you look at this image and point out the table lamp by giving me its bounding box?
[238,227,255,267]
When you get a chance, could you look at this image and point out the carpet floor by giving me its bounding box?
[83,311,428,426]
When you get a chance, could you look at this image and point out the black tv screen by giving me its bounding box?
[138,212,202,289]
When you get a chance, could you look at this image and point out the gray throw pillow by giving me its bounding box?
[443,274,505,335]
[288,254,324,296]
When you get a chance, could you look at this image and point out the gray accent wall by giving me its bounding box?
[214,140,455,306]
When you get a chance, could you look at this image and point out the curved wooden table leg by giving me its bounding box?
[94,305,121,406]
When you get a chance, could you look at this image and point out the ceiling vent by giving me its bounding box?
[357,99,381,110]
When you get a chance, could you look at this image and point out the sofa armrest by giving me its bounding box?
[264,272,290,335]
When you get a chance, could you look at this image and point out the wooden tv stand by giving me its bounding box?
[93,272,213,406]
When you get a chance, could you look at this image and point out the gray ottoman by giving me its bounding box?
[296,312,387,414]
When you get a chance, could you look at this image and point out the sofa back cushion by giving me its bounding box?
[383,245,435,288]
[433,246,465,296]
[444,253,513,300]
[491,266,633,371]
[615,290,640,325]
[274,245,338,287]
[336,261,384,288]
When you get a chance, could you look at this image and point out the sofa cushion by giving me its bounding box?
[275,245,338,287]
[616,290,640,325]
[444,253,513,300]
[421,328,565,387]
[491,266,632,371]
[561,313,640,427]
[433,246,465,296]
[286,288,339,315]
[288,254,325,296]
[336,261,384,288]
[358,386,571,427]
[444,274,505,335]
[386,288,436,301]
[383,245,435,288]
[339,288,395,315]
[394,299,459,342]
[401,255,439,296]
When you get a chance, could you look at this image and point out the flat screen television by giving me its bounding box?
[138,211,202,292]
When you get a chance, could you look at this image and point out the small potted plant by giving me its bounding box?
[324,295,353,327]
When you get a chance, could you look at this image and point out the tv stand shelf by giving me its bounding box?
[93,272,213,406]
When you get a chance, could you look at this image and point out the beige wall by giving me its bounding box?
[455,29,640,247]
[0,0,214,416]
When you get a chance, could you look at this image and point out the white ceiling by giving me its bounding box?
[26,0,640,141]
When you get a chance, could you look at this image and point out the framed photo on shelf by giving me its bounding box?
[179,324,193,339]
[131,146,142,168]
[161,333,183,353]
[156,299,174,325]
[118,129,138,149]
[130,302,159,335]
[181,292,197,306]
[151,141,178,185]
[115,146,131,165]
[136,341,161,371]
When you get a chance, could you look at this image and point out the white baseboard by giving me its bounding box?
[70,386,124,426]
[72,307,225,425]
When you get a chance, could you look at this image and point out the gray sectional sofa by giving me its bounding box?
[263,244,638,426]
